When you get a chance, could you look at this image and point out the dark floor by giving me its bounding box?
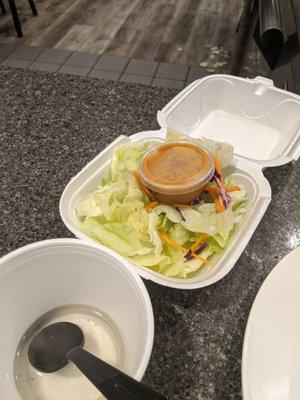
[0,0,243,71]
[0,42,210,88]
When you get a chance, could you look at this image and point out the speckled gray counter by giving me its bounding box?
[0,67,299,400]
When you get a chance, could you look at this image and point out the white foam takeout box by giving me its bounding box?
[60,75,300,290]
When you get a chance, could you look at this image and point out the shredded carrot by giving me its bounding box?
[191,252,211,265]
[215,197,225,213]
[203,185,241,194]
[202,185,219,194]
[204,181,225,213]
[210,191,225,213]
[225,185,240,192]
[173,204,191,208]
[158,231,210,265]
[145,201,159,211]
[190,233,209,252]
[213,156,224,184]
[158,230,186,252]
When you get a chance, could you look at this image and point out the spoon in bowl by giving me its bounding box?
[28,322,165,400]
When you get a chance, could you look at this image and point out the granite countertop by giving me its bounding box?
[0,67,299,400]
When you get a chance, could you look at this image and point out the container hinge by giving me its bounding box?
[253,76,274,87]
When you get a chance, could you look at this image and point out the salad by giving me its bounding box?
[76,131,248,279]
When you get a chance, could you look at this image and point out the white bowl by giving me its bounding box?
[0,239,154,400]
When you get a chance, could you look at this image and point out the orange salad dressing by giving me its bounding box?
[139,142,214,204]
[141,143,211,187]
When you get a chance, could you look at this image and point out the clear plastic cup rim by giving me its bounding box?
[139,141,215,194]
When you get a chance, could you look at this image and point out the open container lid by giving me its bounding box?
[157,75,300,169]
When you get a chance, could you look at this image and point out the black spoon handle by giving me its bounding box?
[67,347,166,400]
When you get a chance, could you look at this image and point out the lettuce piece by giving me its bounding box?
[153,205,182,224]
[179,247,213,278]
[181,206,217,235]
[131,253,170,269]
[166,130,234,167]
[148,212,163,254]
[76,195,104,218]
[162,246,213,278]
[76,177,128,218]
[229,185,248,223]
[153,204,218,235]
[111,198,143,222]
[125,172,144,200]
[110,141,152,181]
[197,137,233,168]
[101,177,113,186]
[156,214,169,230]
[224,176,235,186]
[230,186,247,204]
[207,237,224,253]
[162,258,188,277]
[232,202,248,223]
[77,170,145,221]
[81,217,152,257]
[166,129,188,142]
[169,224,190,245]
[127,209,149,240]
[211,234,228,249]
[217,208,234,240]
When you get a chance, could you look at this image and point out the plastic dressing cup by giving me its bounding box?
[139,141,214,204]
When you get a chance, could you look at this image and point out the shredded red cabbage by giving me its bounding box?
[175,207,186,221]
[184,242,208,261]
[211,171,231,209]
[190,197,205,206]
[184,249,192,261]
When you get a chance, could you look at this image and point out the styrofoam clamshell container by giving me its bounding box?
[60,75,300,290]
